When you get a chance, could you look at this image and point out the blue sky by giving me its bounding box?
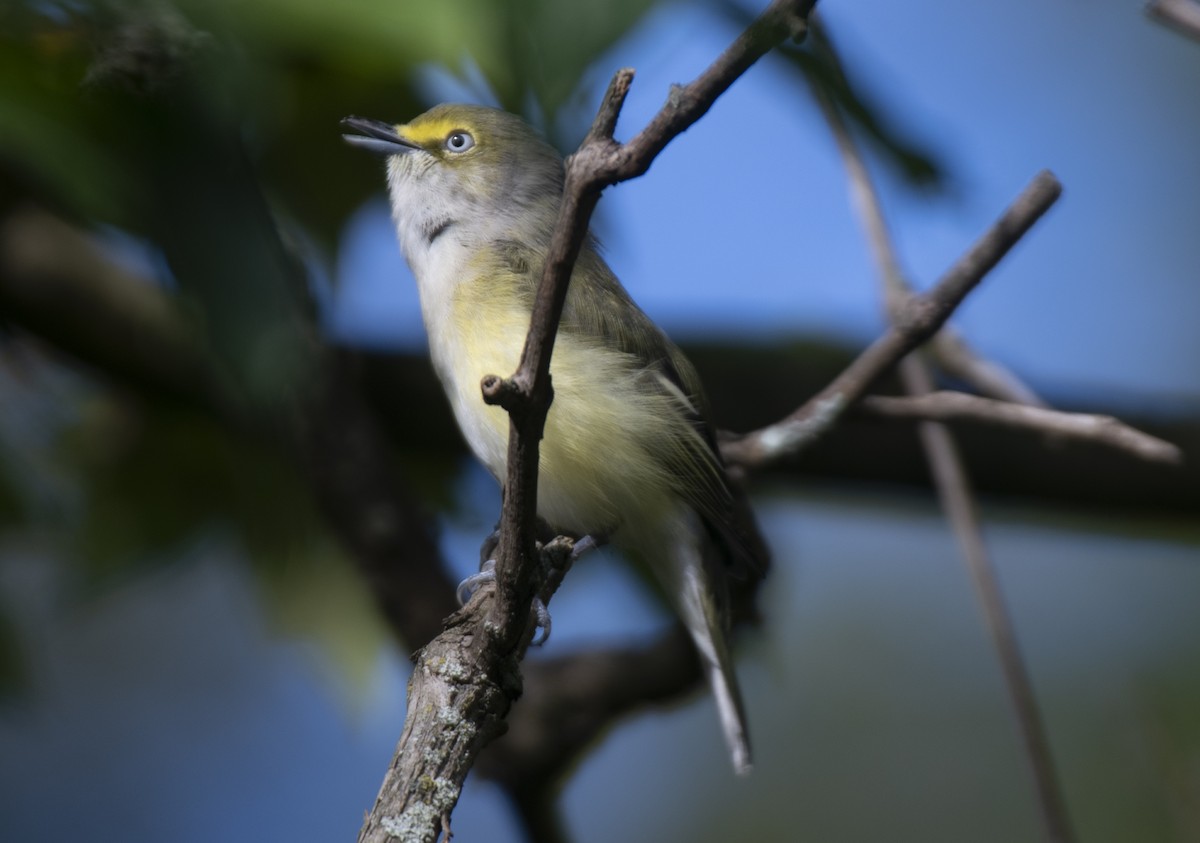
[332,0,1200,410]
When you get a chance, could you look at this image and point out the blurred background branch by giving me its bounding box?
[1148,0,1200,42]
[810,31,1076,835]
[719,169,1063,468]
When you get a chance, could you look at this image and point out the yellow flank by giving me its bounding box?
[445,273,685,541]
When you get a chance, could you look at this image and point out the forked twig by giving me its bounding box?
[818,78,1078,843]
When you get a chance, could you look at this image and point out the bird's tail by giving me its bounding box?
[665,510,753,776]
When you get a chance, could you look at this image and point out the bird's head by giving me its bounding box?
[342,104,565,247]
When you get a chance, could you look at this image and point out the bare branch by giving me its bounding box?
[858,391,1183,465]
[0,208,228,412]
[899,361,1078,843]
[930,330,1048,407]
[480,627,700,788]
[808,20,1045,409]
[1148,0,1200,42]
[491,0,817,625]
[721,170,1062,468]
[479,550,766,811]
[357,537,578,843]
[822,83,1078,843]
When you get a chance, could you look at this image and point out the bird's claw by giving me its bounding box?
[455,557,552,646]
[530,598,551,646]
[456,558,496,605]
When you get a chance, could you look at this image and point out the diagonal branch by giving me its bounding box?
[1147,0,1200,42]
[930,329,1047,407]
[805,19,1046,409]
[819,79,1079,843]
[720,170,1063,469]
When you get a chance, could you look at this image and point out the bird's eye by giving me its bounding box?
[445,130,475,153]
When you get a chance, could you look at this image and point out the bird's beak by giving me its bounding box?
[341,116,422,156]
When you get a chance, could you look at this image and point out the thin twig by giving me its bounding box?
[902,360,1078,843]
[858,391,1183,465]
[804,19,1045,408]
[481,69,634,647]
[930,330,1047,406]
[821,80,1078,843]
[721,170,1062,468]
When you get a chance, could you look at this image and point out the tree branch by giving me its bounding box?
[357,537,579,843]
[484,0,814,635]
[479,626,700,789]
[1147,0,1200,42]
[807,20,1047,409]
[477,566,767,833]
[818,80,1078,842]
[0,208,229,413]
[899,362,1079,843]
[857,391,1183,465]
[720,170,1063,468]
[929,329,1047,407]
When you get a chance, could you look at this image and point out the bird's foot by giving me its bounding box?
[523,530,617,643]
[530,594,551,646]
[455,557,496,606]
[455,557,553,646]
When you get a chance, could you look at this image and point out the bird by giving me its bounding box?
[342,103,768,775]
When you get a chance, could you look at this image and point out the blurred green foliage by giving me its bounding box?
[58,398,316,582]
[1138,671,1200,840]
[0,0,664,235]
[0,0,674,688]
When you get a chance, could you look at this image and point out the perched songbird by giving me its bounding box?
[343,104,767,775]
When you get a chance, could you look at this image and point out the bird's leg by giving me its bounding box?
[479,523,501,566]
